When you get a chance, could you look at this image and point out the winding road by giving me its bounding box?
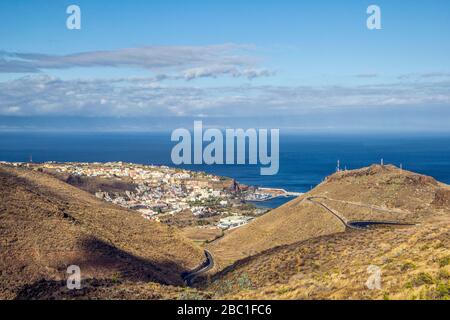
[307,196,415,230]
[182,250,214,286]
[181,196,414,285]
[307,196,351,227]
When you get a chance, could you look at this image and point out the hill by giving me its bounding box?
[2,163,448,300]
[204,165,450,299]
[0,165,205,299]
[207,165,447,268]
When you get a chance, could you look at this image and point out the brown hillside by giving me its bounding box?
[208,216,449,300]
[312,164,442,221]
[0,166,204,300]
[208,198,345,268]
[204,165,450,300]
[208,165,450,269]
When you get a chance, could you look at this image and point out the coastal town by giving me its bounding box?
[0,161,300,241]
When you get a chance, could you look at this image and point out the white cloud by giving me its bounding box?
[0,75,449,118]
[0,44,273,81]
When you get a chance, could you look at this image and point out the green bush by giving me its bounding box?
[178,288,204,300]
[277,286,291,295]
[236,273,253,290]
[434,282,450,299]
[214,279,233,296]
[400,262,416,271]
[410,272,434,287]
[425,281,450,300]
[438,256,450,268]
[438,269,450,280]
[110,272,122,284]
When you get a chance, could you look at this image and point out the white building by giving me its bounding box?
[218,216,253,230]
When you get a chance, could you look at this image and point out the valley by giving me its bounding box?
[1,162,449,300]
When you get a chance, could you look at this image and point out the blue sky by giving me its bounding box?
[0,0,450,131]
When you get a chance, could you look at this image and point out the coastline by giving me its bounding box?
[3,132,450,196]
[0,161,298,228]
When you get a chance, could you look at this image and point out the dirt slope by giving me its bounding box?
[208,165,447,268]
[0,166,204,299]
[205,165,450,300]
[207,216,449,300]
[208,199,345,267]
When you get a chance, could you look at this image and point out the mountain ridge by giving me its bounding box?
[0,165,204,299]
[207,164,448,268]
[203,165,450,299]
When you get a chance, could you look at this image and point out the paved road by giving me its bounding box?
[182,250,214,286]
[347,220,415,229]
[307,196,414,230]
[181,196,413,286]
[307,196,353,228]
[317,196,407,214]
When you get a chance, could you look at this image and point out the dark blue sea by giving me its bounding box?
[2,132,450,208]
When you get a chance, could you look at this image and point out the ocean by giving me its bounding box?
[2,132,450,208]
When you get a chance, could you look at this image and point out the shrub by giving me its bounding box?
[434,282,450,299]
[178,288,203,300]
[438,269,450,280]
[110,272,122,284]
[401,262,416,271]
[410,272,434,287]
[277,286,291,295]
[236,273,253,290]
[215,279,233,296]
[425,281,450,300]
[438,256,450,268]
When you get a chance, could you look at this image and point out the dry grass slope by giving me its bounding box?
[208,199,345,268]
[0,166,204,300]
[208,165,449,268]
[205,165,450,300]
[2,164,448,300]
